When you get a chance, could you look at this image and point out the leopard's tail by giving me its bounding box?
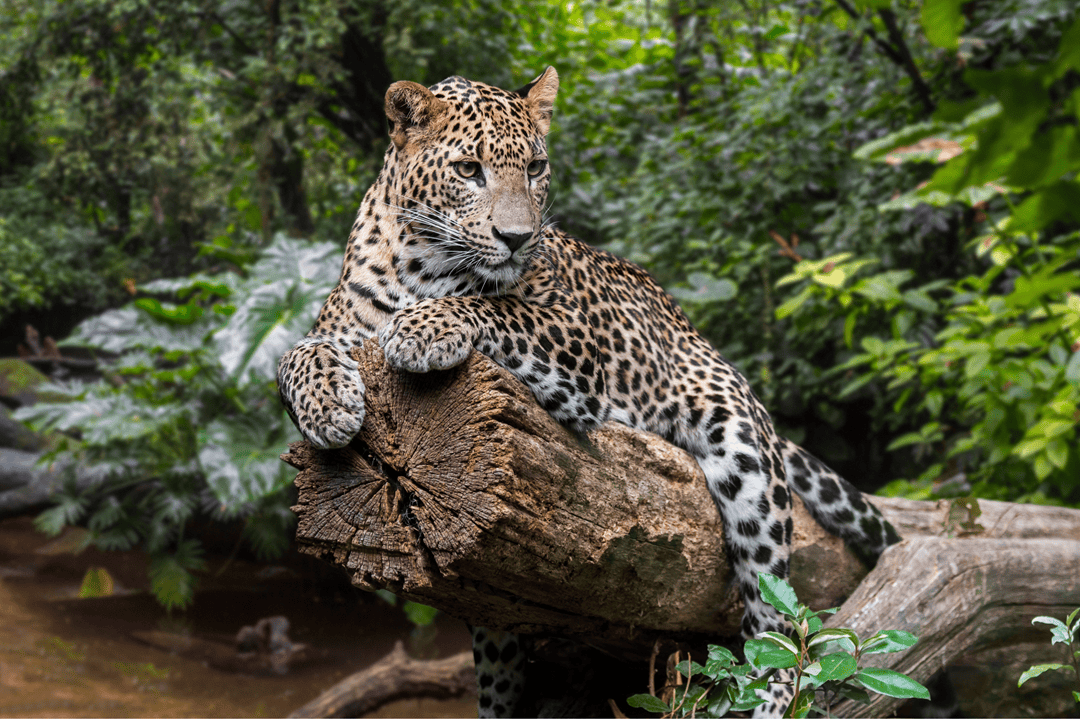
[778,437,901,567]
[470,626,527,718]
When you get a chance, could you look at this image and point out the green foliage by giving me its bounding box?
[780,13,1080,503]
[1018,607,1080,704]
[15,234,339,609]
[0,185,128,323]
[627,573,927,717]
[402,601,439,627]
[6,0,1077,615]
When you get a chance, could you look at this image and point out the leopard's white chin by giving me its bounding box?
[473,259,526,291]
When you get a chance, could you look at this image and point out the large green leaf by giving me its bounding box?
[198,415,294,508]
[64,305,218,355]
[1009,181,1080,233]
[214,235,340,385]
[920,0,964,49]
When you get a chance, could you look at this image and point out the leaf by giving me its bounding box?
[1018,663,1068,686]
[808,628,858,652]
[64,305,216,355]
[776,285,815,319]
[198,415,293,509]
[78,567,115,598]
[669,272,737,303]
[861,630,919,655]
[214,235,341,385]
[134,297,205,325]
[965,351,991,378]
[853,274,904,303]
[887,432,928,452]
[1032,616,1069,632]
[760,631,800,655]
[1045,436,1071,470]
[676,659,706,678]
[921,0,964,49]
[759,573,800,616]
[744,638,798,670]
[786,688,814,718]
[835,684,872,704]
[402,601,438,627]
[626,694,670,713]
[853,121,945,162]
[728,682,768,712]
[1052,17,1080,79]
[1034,617,1078,647]
[764,24,789,41]
[855,667,930,700]
[705,645,738,675]
[148,551,201,611]
[1065,350,1080,384]
[708,645,738,666]
[816,651,857,682]
[1008,181,1080,234]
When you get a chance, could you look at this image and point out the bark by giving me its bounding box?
[288,641,475,718]
[826,536,1080,718]
[286,340,1080,716]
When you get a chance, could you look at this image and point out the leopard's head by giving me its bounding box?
[383,67,558,294]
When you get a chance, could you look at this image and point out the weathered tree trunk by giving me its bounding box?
[285,340,1080,716]
[826,535,1080,717]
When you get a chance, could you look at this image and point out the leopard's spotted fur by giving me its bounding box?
[277,67,900,717]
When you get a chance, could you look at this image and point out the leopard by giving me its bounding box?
[276,66,901,717]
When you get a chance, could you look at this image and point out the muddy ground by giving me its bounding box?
[0,516,476,717]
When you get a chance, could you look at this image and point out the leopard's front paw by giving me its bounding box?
[378,307,474,373]
[278,339,366,449]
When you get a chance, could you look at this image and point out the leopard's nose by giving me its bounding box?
[493,227,532,253]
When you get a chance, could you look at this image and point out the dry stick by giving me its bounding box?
[289,641,474,718]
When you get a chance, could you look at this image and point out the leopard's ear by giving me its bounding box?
[385,81,448,149]
[515,67,559,136]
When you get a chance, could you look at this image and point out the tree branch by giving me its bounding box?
[877,8,936,113]
[832,0,935,114]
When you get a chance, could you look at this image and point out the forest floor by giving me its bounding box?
[0,516,476,718]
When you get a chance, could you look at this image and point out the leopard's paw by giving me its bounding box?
[277,338,366,449]
[378,307,474,373]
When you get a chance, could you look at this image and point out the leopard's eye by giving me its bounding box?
[527,159,548,177]
[454,161,481,179]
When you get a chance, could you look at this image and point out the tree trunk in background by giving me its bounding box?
[285,340,1080,717]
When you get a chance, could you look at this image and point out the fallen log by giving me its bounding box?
[285,340,868,657]
[827,535,1080,718]
[285,340,1080,716]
